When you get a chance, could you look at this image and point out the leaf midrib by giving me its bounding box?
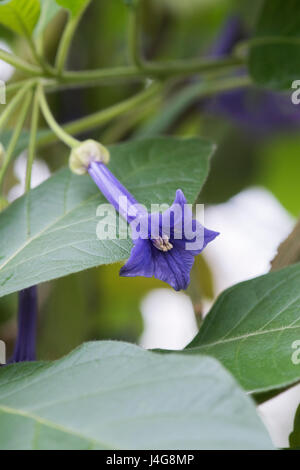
[195,269,300,345]
[189,323,300,351]
[0,403,111,449]
[0,192,101,274]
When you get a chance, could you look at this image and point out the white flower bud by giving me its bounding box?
[69,140,110,175]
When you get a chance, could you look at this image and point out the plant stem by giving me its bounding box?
[0,52,243,91]
[127,1,143,68]
[25,89,40,192]
[0,91,32,191]
[135,74,252,138]
[234,35,300,60]
[34,74,250,148]
[55,5,89,75]
[6,78,59,96]
[0,48,42,76]
[27,36,55,76]
[101,97,159,144]
[37,84,80,148]
[0,80,36,131]
[37,81,162,147]
[55,15,79,74]
[6,79,33,95]
[61,56,244,86]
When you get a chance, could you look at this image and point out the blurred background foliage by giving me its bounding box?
[0,0,299,360]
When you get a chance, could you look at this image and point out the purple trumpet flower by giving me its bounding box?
[9,286,37,363]
[209,15,245,57]
[88,158,219,291]
[206,16,300,133]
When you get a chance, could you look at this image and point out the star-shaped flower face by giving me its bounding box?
[120,190,219,291]
[84,156,219,291]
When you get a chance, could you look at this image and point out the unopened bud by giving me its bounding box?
[69,140,110,175]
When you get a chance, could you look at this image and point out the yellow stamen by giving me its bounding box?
[153,235,173,252]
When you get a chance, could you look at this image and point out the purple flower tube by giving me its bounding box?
[9,286,37,363]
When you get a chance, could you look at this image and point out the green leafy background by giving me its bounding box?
[0,0,299,450]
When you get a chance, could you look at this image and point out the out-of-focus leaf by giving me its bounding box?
[56,0,90,17]
[249,0,300,90]
[0,130,30,159]
[37,274,89,360]
[188,255,214,321]
[185,264,300,395]
[271,220,300,271]
[258,135,300,217]
[0,0,40,37]
[290,404,300,449]
[37,263,165,361]
[0,137,214,298]
[0,129,50,165]
[0,341,273,450]
[35,0,61,36]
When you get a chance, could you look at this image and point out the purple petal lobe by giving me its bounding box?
[151,244,195,291]
[120,239,154,278]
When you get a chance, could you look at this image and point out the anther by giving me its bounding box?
[153,235,173,252]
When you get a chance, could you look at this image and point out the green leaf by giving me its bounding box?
[55,0,90,16]
[249,0,300,89]
[0,341,273,450]
[186,264,300,395]
[0,128,50,162]
[1,129,30,159]
[35,0,61,37]
[0,137,214,298]
[0,0,41,37]
[290,404,300,449]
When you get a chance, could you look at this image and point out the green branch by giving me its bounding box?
[0,48,42,76]
[55,4,90,75]
[38,84,80,148]
[36,81,162,148]
[0,48,244,91]
[25,88,40,192]
[59,56,244,86]
[55,15,81,75]
[35,75,250,148]
[0,90,33,191]
[0,80,36,130]
[127,0,144,68]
